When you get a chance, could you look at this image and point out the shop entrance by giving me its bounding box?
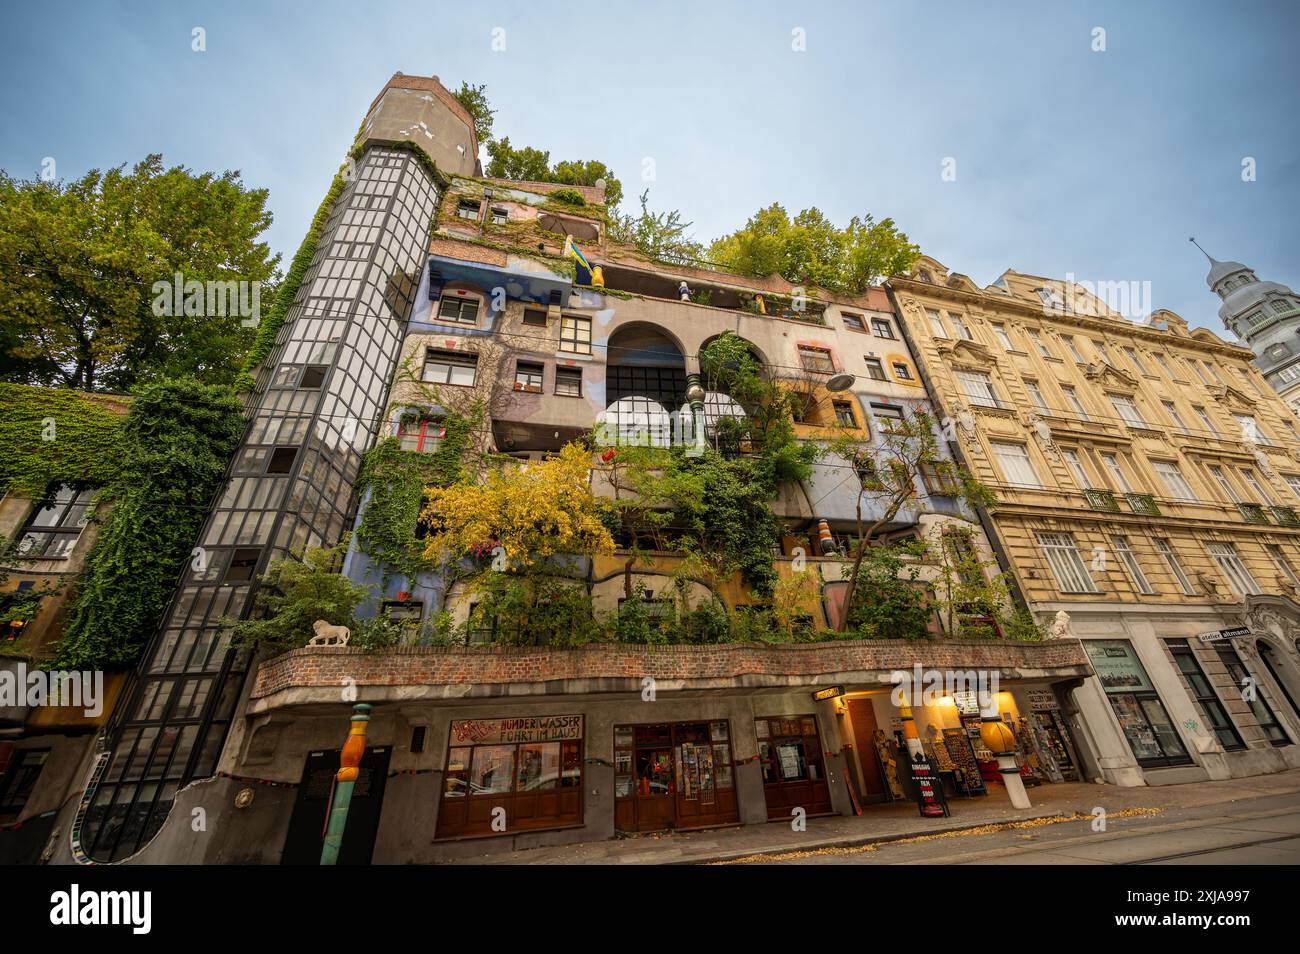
[281,745,390,865]
[756,715,833,820]
[614,722,738,832]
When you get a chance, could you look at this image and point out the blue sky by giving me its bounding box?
[2,0,1297,332]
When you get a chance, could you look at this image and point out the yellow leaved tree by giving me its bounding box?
[419,442,614,565]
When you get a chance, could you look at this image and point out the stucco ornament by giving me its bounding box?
[957,407,980,453]
[1026,412,1058,460]
[1253,448,1278,479]
[308,619,350,647]
[1048,610,1071,640]
[1248,604,1299,640]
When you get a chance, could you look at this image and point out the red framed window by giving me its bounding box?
[397,418,446,453]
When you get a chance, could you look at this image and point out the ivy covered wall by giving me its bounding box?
[2,380,245,668]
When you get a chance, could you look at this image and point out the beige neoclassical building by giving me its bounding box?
[888,257,1300,786]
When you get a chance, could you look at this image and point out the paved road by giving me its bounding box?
[780,791,1300,864]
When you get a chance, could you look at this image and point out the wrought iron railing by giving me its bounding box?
[1083,489,1121,512]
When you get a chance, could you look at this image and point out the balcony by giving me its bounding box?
[1270,506,1300,527]
[1238,503,1271,525]
[1124,492,1161,516]
[1083,489,1121,512]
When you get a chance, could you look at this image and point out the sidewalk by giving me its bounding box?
[449,768,1300,864]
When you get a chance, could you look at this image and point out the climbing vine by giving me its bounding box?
[54,379,245,670]
[0,384,128,496]
[355,412,474,586]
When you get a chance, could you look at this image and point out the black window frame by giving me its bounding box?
[1166,639,1245,751]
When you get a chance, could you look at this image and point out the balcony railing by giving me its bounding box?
[1238,503,1271,524]
[1125,492,1161,516]
[1270,505,1300,527]
[1083,489,1121,512]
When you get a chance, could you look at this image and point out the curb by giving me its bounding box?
[662,809,1068,865]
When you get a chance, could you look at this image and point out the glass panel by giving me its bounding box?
[469,745,515,795]
[444,747,470,797]
[1138,696,1188,758]
[515,742,561,792]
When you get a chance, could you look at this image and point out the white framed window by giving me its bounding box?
[1124,347,1149,375]
[1238,468,1274,505]
[991,441,1043,488]
[1023,379,1049,412]
[1153,461,1197,501]
[1099,452,1133,493]
[1154,538,1196,596]
[1092,340,1114,365]
[1285,475,1300,502]
[1061,386,1089,420]
[1027,328,1052,358]
[1202,361,1224,385]
[1061,336,1085,362]
[1207,465,1241,503]
[1266,544,1300,588]
[992,324,1014,351]
[957,370,1000,408]
[1037,532,1099,593]
[864,357,887,381]
[1062,449,1091,489]
[1153,352,1174,377]
[1205,542,1261,596]
[1162,401,1188,432]
[1109,394,1147,428]
[1192,405,1218,435]
[1190,361,1212,386]
[1112,535,1155,595]
[926,309,948,338]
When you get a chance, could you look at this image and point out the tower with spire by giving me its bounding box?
[1193,238,1300,414]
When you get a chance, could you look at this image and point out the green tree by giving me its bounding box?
[824,407,995,632]
[226,542,371,655]
[484,138,624,207]
[608,189,703,265]
[0,155,280,391]
[707,203,919,293]
[451,82,496,142]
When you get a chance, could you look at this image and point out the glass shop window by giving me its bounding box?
[755,716,824,784]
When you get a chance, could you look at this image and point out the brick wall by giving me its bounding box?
[251,639,1089,699]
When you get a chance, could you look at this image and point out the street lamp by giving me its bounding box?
[825,372,856,393]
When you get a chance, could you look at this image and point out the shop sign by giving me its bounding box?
[811,685,845,702]
[1026,688,1058,712]
[909,751,948,818]
[450,715,583,745]
[951,690,982,715]
[1196,627,1251,644]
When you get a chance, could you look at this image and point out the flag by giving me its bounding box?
[563,235,592,272]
